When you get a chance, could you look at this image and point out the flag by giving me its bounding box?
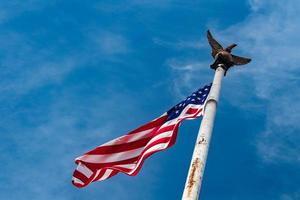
[72,84,212,188]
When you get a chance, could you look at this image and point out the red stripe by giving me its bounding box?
[83,125,176,165]
[155,124,175,134]
[83,156,139,169]
[129,137,177,176]
[87,137,175,178]
[92,169,106,181]
[128,120,182,177]
[72,180,84,188]
[108,170,118,179]
[81,134,173,170]
[86,137,151,155]
[109,166,133,173]
[127,114,167,135]
[191,107,203,118]
[73,170,90,184]
[81,134,175,171]
[186,108,198,115]
[92,169,118,182]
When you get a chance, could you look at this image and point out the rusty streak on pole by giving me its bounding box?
[182,65,225,200]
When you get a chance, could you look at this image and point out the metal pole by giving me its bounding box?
[182,65,225,200]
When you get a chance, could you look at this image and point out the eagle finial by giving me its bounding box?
[207,30,251,75]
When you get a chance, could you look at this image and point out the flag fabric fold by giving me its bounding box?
[72,84,211,188]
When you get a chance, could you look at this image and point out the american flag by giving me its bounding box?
[72,84,212,188]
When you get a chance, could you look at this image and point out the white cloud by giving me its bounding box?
[166,0,300,165]
[0,28,132,98]
[166,58,212,97]
[0,31,82,97]
[0,84,160,199]
[221,0,300,164]
[256,91,300,163]
[93,31,130,55]
[280,192,300,200]
[0,9,141,198]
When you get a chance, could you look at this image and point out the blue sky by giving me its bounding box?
[1,0,300,199]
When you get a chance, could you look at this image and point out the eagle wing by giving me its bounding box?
[207,30,223,58]
[232,55,251,65]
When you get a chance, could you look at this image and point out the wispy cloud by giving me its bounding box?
[0,27,132,98]
[0,3,143,198]
[0,31,82,97]
[280,191,300,200]
[0,80,160,199]
[165,0,300,165]
[0,9,158,198]
[89,31,131,56]
[166,58,211,97]
[220,0,300,164]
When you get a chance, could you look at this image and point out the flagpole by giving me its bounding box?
[182,65,225,200]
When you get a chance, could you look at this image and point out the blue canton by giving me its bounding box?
[166,84,212,121]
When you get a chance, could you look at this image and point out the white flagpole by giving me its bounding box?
[182,65,225,200]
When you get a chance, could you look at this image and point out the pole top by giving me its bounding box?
[207,30,252,76]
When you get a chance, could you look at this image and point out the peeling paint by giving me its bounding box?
[198,137,206,144]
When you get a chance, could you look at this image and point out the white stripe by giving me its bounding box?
[102,128,155,146]
[114,163,136,169]
[76,162,93,178]
[162,104,203,128]
[179,104,201,117]
[98,169,113,181]
[181,105,204,119]
[161,118,178,126]
[91,169,101,181]
[128,142,169,175]
[146,131,173,145]
[159,105,202,128]
[143,142,168,157]
[122,132,174,175]
[78,147,144,163]
[72,177,84,185]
